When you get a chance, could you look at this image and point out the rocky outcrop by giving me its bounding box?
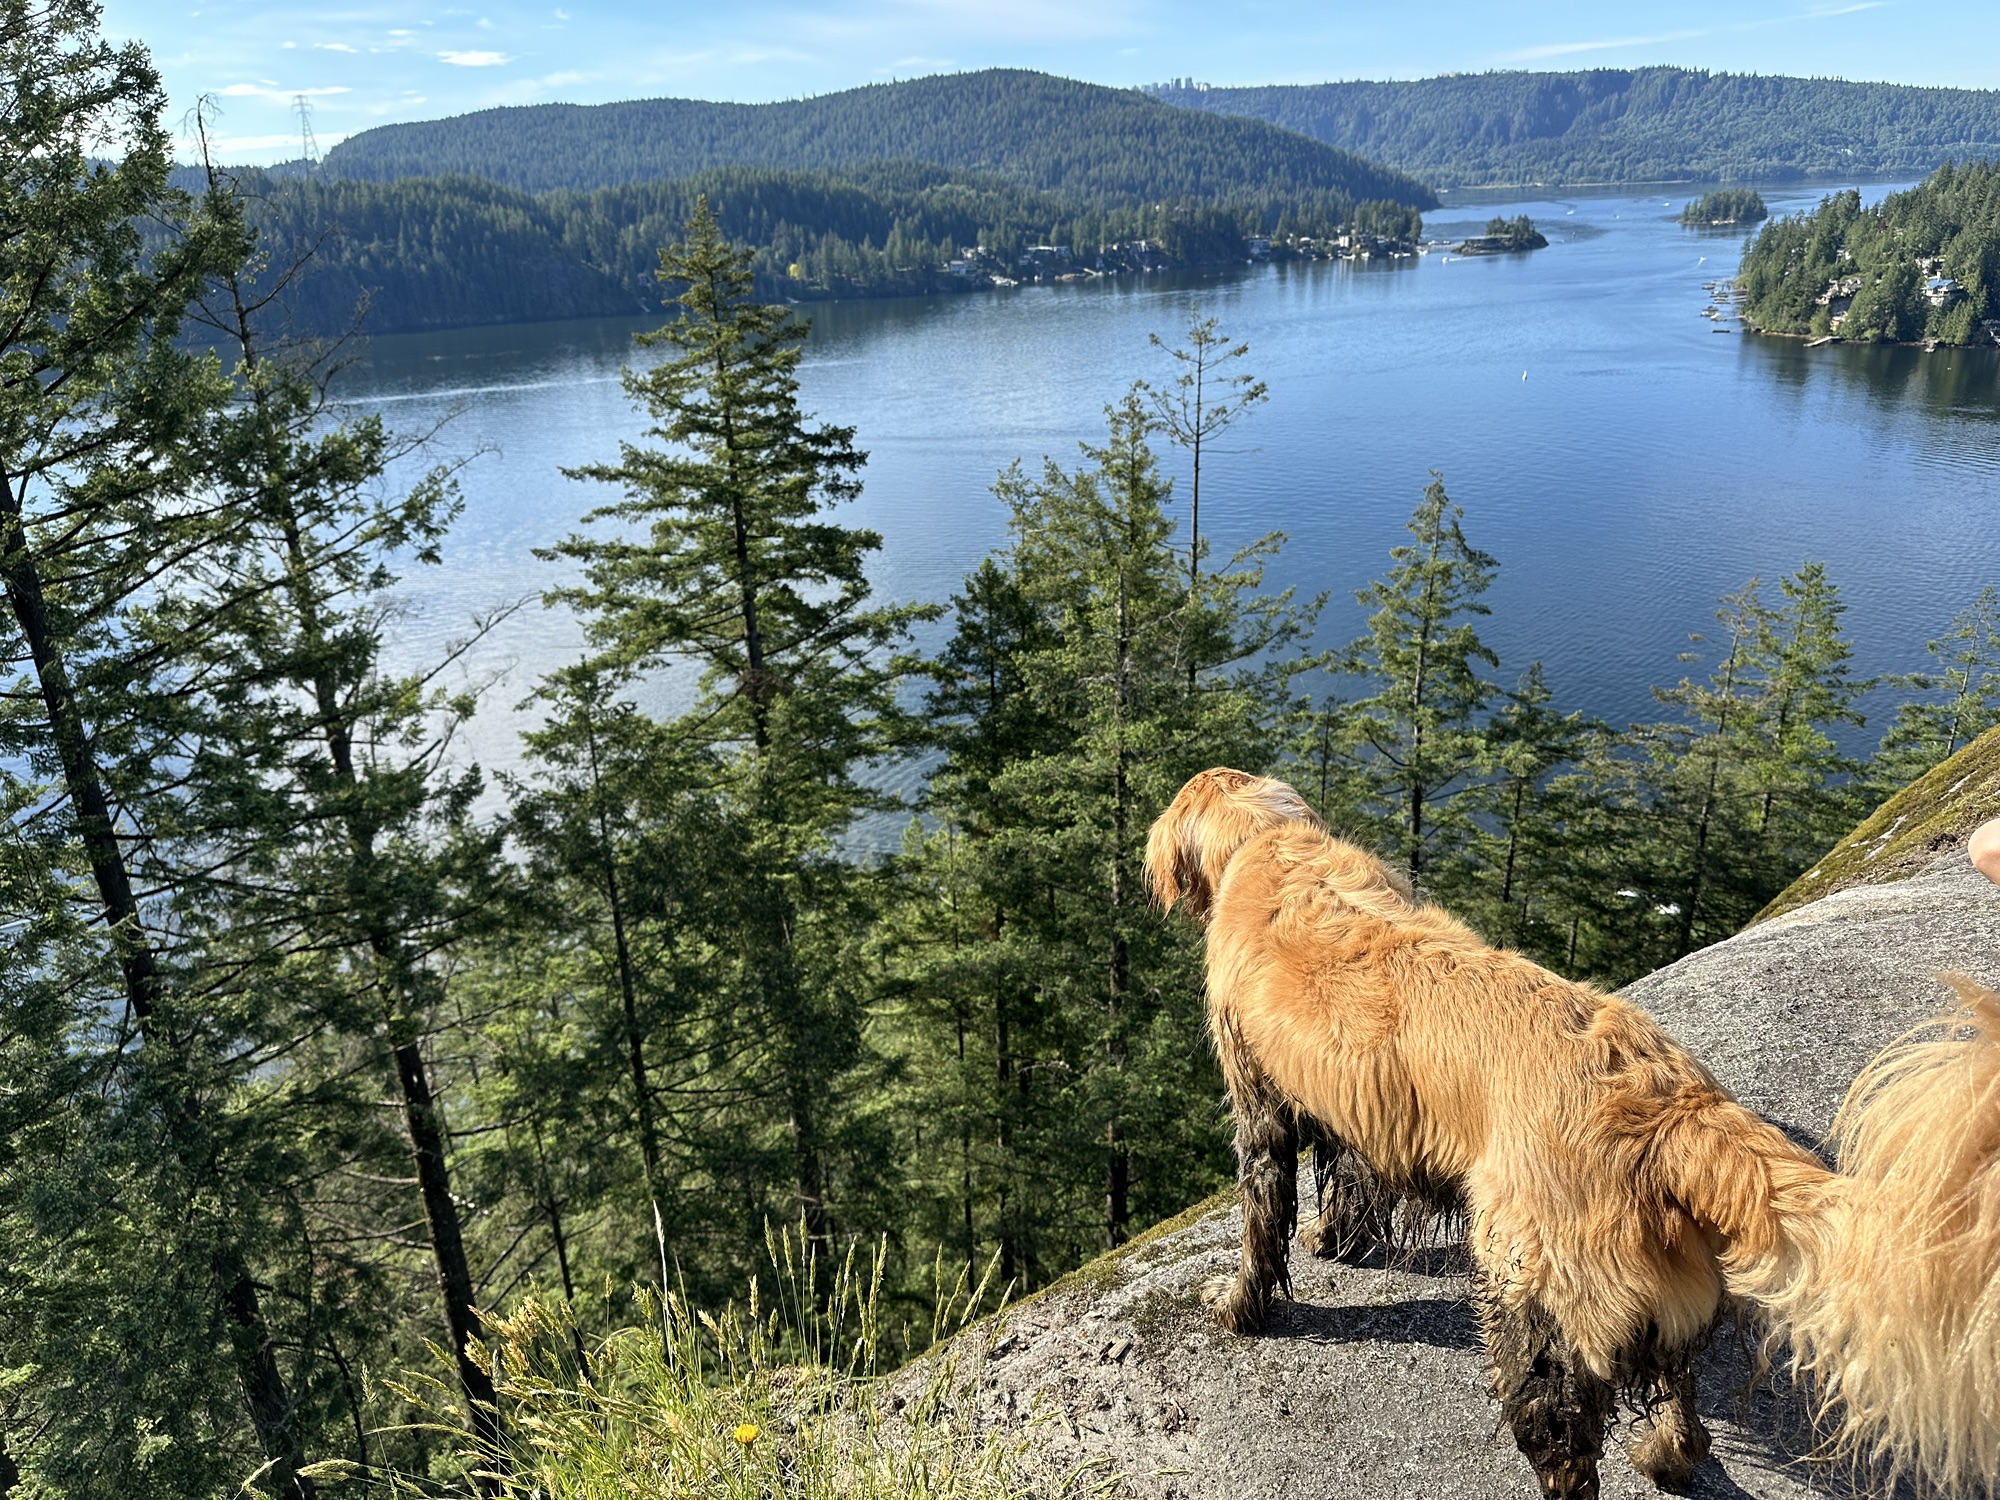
[927,847,2000,1498]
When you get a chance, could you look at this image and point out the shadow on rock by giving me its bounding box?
[1266,1292,1482,1350]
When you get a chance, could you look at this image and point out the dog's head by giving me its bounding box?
[1145,767,1322,921]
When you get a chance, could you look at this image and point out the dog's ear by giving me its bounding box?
[1146,776,1214,919]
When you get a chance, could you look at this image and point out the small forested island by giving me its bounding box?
[1680,187,1767,226]
[1738,160,2000,346]
[1454,214,1548,254]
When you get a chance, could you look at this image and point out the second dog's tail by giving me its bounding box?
[1674,974,2000,1494]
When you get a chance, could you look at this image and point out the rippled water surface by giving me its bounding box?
[339,182,2000,782]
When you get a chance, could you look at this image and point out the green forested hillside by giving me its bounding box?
[322,68,1435,207]
[195,159,1415,335]
[1739,160,2000,344]
[1152,69,2000,186]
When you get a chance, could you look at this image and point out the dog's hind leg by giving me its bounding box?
[1480,1294,1615,1500]
[1296,1116,1396,1263]
[1205,1011,1297,1334]
[1625,1361,1710,1493]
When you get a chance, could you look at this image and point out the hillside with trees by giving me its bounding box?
[322,69,1436,207]
[1151,69,2000,187]
[1738,160,2000,345]
[211,69,1443,337]
[193,159,1428,334]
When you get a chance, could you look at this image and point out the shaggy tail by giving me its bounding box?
[1686,974,2000,1494]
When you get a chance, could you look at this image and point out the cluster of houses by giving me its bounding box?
[935,228,1413,287]
[1810,264,2000,342]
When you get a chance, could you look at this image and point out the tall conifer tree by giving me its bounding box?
[1325,474,1498,881]
[548,199,931,1252]
[0,9,332,1493]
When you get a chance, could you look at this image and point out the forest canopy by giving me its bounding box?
[1153,69,2000,187]
[186,161,1424,335]
[1738,160,2000,345]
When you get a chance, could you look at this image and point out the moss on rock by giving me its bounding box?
[1754,723,2000,923]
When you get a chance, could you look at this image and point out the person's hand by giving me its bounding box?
[1971,817,2000,886]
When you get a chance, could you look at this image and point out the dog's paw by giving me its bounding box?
[1535,1458,1600,1500]
[1201,1274,1264,1335]
[1626,1410,1710,1493]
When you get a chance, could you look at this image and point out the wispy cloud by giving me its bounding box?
[192,131,347,154]
[439,49,510,65]
[1500,29,1707,62]
[1732,1,1892,28]
[490,67,590,102]
[315,42,359,52]
[218,82,352,98]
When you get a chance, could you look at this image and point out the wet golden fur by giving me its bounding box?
[1148,767,2000,1497]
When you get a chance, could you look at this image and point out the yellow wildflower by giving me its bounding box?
[733,1422,759,1445]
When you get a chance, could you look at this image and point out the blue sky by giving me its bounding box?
[101,0,2000,164]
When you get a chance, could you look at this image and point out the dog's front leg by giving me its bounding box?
[1206,1034,1298,1334]
[1479,1293,1614,1500]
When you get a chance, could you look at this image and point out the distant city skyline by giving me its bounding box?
[99,0,2000,165]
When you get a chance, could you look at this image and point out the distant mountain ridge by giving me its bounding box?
[321,69,1436,208]
[1149,69,2000,187]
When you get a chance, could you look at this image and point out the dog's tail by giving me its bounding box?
[1669,974,2000,1494]
[1145,768,1322,920]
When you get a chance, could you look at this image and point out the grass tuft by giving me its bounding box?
[379,1226,1058,1499]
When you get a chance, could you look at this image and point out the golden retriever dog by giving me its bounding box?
[1147,767,2000,1499]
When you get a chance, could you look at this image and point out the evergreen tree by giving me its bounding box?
[880,392,1311,1266]
[1752,562,1868,864]
[0,8,332,1493]
[1878,585,2000,784]
[1144,314,1267,590]
[1454,664,1603,956]
[547,199,931,1254]
[172,199,511,1479]
[1324,474,1498,882]
[1627,582,1776,962]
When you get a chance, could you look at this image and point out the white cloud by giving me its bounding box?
[553,7,569,17]
[439,49,511,65]
[186,130,348,153]
[1499,29,1706,61]
[316,42,359,52]
[218,82,353,99]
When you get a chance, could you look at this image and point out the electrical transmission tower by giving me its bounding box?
[293,93,320,166]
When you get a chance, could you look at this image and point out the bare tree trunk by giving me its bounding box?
[394,1037,498,1431]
